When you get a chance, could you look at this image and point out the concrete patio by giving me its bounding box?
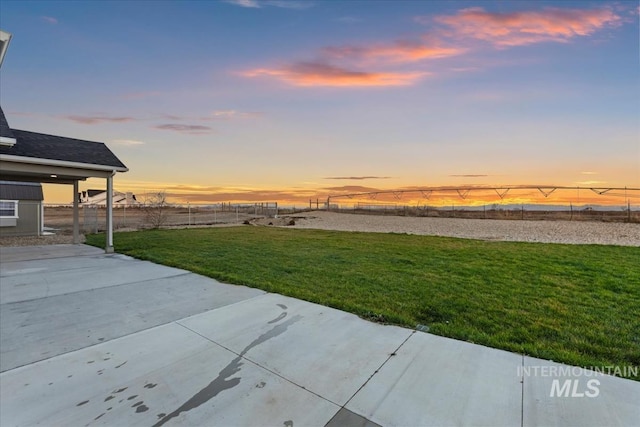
[1,244,638,426]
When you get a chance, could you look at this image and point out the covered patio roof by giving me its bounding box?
[0,106,128,252]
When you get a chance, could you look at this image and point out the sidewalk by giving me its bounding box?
[1,244,638,426]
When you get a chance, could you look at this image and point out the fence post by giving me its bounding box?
[570,202,573,221]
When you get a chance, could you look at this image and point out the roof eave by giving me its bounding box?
[0,153,128,173]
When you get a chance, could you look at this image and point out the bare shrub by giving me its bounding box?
[143,192,171,229]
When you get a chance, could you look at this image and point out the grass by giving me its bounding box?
[86,226,640,380]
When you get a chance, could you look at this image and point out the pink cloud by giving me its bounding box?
[64,115,135,124]
[431,6,622,47]
[323,40,465,63]
[242,61,426,87]
[154,124,212,134]
[201,110,264,120]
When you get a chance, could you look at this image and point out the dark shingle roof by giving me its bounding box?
[1,129,127,169]
[0,106,14,140]
[0,181,44,200]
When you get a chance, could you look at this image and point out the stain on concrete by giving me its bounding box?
[127,395,138,400]
[136,404,149,413]
[256,381,266,388]
[104,395,115,402]
[153,314,302,427]
[76,400,89,407]
[115,361,127,369]
[284,421,293,427]
[113,387,128,393]
[157,413,166,418]
[277,304,287,310]
[239,315,302,358]
[94,413,105,421]
[144,383,158,389]
[87,360,95,364]
[268,312,287,324]
[132,401,144,407]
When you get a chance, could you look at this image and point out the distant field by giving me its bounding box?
[86,226,640,380]
[43,204,638,235]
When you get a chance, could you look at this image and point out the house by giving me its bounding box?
[0,29,128,251]
[79,189,139,206]
[0,180,44,236]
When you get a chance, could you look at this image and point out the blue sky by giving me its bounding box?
[1,0,638,205]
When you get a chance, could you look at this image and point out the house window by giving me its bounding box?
[0,200,18,218]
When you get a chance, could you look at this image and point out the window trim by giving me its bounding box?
[0,200,19,219]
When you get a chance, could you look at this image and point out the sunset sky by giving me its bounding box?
[1,0,638,207]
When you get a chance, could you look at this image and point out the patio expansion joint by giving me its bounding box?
[0,271,193,306]
[174,320,343,408]
[340,329,416,410]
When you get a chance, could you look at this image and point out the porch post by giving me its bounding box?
[39,201,44,236]
[106,173,114,253]
[73,180,80,244]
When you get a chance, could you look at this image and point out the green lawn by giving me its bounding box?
[86,226,640,380]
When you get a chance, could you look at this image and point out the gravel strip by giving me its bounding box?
[289,211,640,246]
[0,234,85,247]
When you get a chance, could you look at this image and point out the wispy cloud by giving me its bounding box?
[581,171,598,175]
[112,139,145,146]
[324,176,392,180]
[154,124,213,134]
[322,185,382,193]
[243,61,426,87]
[450,174,489,178]
[202,110,263,120]
[225,0,313,10]
[323,41,465,63]
[64,115,135,124]
[41,16,58,25]
[226,0,260,8]
[430,6,622,47]
[243,37,460,88]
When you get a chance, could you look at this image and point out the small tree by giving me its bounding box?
[143,191,170,229]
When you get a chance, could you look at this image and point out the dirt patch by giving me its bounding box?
[247,216,305,227]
